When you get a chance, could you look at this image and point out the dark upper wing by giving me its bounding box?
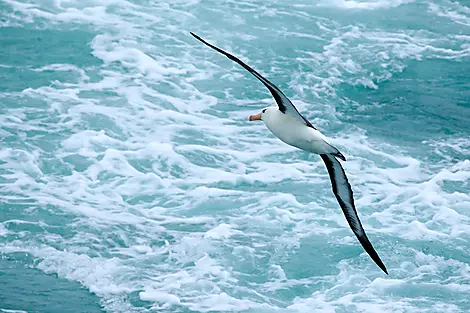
[320,154,388,275]
[190,32,315,129]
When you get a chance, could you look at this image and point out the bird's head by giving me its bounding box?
[249,107,276,122]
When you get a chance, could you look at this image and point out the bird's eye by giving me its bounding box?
[262,109,266,113]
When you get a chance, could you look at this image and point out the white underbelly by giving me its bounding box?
[264,112,336,155]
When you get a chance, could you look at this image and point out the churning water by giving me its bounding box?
[1,0,470,312]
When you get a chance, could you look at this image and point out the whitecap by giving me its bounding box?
[317,0,415,10]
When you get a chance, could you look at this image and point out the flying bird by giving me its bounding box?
[190,32,388,275]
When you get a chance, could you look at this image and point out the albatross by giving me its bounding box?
[190,32,388,275]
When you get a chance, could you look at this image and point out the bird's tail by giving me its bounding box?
[323,141,346,161]
[334,151,346,161]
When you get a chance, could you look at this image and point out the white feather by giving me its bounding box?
[261,107,339,155]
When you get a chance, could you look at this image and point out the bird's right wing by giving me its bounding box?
[190,32,316,129]
[320,154,388,274]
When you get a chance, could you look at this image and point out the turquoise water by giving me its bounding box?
[1,0,470,312]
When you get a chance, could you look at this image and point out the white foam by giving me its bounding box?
[0,244,135,296]
[131,245,152,254]
[32,64,89,82]
[318,0,415,10]
[188,292,272,312]
[3,0,138,31]
[288,294,336,312]
[204,223,242,240]
[194,253,232,281]
[429,2,470,27]
[0,148,43,179]
[0,223,7,237]
[295,20,470,99]
[139,289,181,306]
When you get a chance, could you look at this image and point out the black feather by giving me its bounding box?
[190,32,316,129]
[320,154,388,274]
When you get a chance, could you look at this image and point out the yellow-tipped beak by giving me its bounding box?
[249,113,262,121]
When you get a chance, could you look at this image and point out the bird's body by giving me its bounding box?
[191,32,388,275]
[261,107,344,158]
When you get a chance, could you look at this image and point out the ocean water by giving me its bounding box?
[1,0,469,312]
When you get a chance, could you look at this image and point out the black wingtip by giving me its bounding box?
[368,244,388,275]
[355,229,389,275]
[353,240,388,275]
[190,32,203,43]
[378,262,388,275]
[378,253,388,274]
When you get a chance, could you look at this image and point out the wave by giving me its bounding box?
[1,0,469,312]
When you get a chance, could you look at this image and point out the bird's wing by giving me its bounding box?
[320,153,388,274]
[190,32,315,129]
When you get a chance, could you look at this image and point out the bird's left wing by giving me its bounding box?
[320,154,388,274]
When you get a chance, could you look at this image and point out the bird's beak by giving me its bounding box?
[249,113,262,121]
